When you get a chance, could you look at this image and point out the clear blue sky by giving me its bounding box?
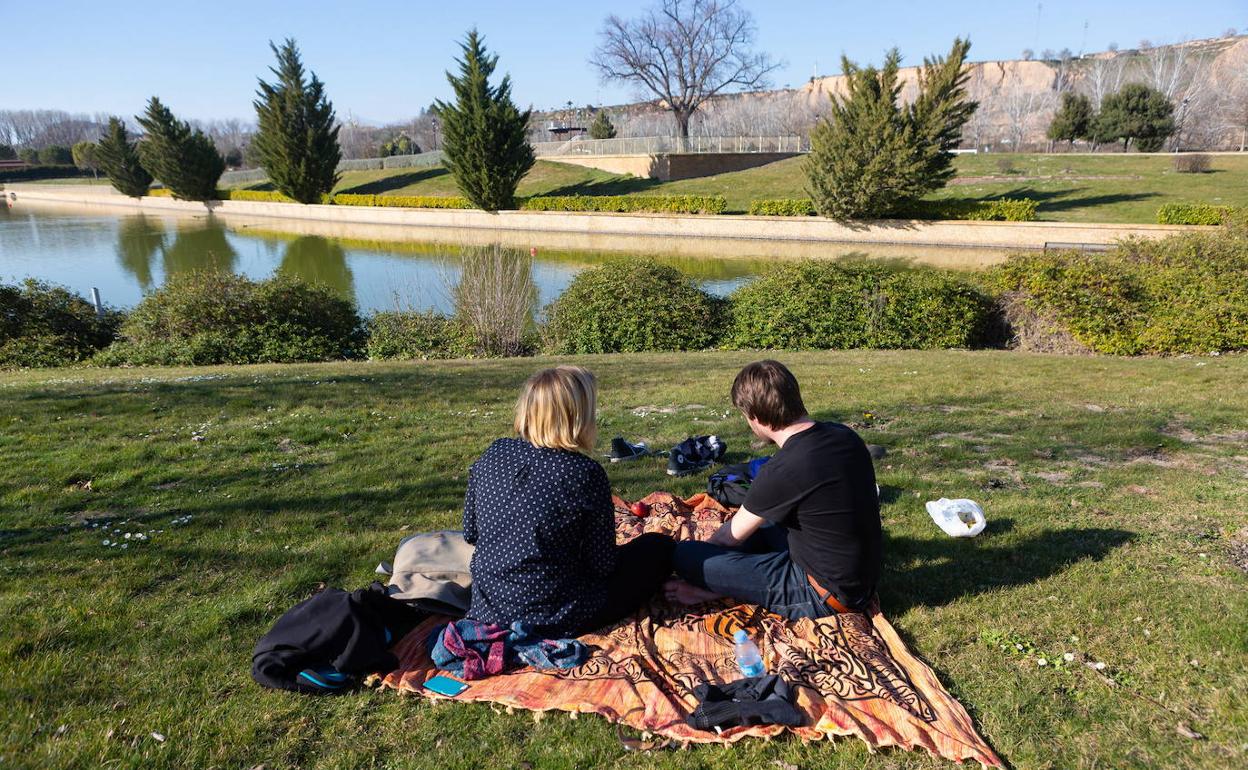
[3,0,1243,124]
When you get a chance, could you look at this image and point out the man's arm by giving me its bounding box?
[707,506,767,547]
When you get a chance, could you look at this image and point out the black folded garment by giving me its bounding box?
[685,674,804,731]
[251,581,426,694]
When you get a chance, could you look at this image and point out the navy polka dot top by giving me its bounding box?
[462,437,616,637]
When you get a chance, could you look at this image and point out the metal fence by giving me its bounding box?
[220,151,447,186]
[531,135,809,156]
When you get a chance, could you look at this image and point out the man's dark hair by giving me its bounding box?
[731,360,808,429]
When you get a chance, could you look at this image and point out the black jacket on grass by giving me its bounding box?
[251,582,425,694]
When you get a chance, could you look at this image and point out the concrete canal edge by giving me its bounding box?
[5,184,1206,269]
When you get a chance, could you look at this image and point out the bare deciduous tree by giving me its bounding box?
[591,0,779,137]
[1083,53,1127,110]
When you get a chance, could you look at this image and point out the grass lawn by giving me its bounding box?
[297,153,1248,223]
[1,350,1246,769]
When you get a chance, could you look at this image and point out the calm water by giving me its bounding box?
[0,206,774,314]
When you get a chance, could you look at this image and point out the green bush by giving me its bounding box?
[746,197,1036,221]
[225,189,296,203]
[748,199,816,216]
[1156,203,1235,226]
[365,311,477,360]
[990,225,1248,354]
[332,193,474,209]
[99,272,363,365]
[0,165,93,182]
[543,259,725,353]
[726,261,992,350]
[897,198,1039,221]
[521,195,727,215]
[0,280,122,368]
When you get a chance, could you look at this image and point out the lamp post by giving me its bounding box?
[430,116,439,152]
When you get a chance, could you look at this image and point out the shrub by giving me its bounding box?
[0,165,92,182]
[0,280,122,368]
[898,198,1039,222]
[226,189,296,203]
[100,272,363,365]
[748,199,816,216]
[746,197,1037,221]
[990,225,1248,354]
[331,193,473,209]
[38,145,73,165]
[451,245,536,357]
[520,195,726,215]
[365,311,476,360]
[1172,154,1212,174]
[543,259,724,353]
[1156,203,1235,225]
[726,261,992,350]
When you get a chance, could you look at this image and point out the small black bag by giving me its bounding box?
[706,456,771,507]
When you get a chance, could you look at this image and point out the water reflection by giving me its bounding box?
[278,236,354,296]
[114,215,166,290]
[163,219,238,276]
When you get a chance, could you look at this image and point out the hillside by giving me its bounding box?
[538,36,1248,151]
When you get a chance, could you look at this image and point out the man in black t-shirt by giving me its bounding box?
[666,360,882,618]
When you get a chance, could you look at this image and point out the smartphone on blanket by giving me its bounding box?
[423,675,469,697]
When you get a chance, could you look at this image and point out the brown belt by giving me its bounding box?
[805,572,852,614]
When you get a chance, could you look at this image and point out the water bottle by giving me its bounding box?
[733,629,765,678]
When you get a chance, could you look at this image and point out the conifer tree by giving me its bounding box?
[589,110,617,140]
[804,39,976,220]
[434,30,534,211]
[1092,84,1174,152]
[252,38,341,203]
[136,97,224,202]
[96,117,153,198]
[1047,92,1093,148]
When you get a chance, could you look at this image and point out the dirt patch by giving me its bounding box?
[996,292,1093,355]
[1033,470,1072,483]
[1229,529,1248,575]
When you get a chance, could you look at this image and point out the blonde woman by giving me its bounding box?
[462,366,674,638]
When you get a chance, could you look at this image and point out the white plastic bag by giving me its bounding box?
[925,498,987,537]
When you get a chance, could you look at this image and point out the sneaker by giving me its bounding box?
[606,437,650,463]
[666,435,727,477]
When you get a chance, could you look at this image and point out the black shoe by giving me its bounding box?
[665,435,727,477]
[607,437,650,463]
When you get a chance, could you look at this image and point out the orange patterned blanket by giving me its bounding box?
[378,493,1002,767]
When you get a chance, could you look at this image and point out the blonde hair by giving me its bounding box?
[514,366,598,453]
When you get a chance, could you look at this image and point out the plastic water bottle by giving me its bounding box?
[733,629,765,678]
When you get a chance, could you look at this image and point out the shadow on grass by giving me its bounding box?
[336,168,449,195]
[880,521,1134,614]
[542,176,663,197]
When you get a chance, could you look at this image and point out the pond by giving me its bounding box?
[0,202,1000,315]
[1,205,786,315]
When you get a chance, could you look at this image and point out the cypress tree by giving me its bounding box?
[434,30,534,211]
[96,117,153,198]
[805,39,976,220]
[252,38,341,204]
[589,110,617,140]
[1047,92,1094,148]
[136,97,225,202]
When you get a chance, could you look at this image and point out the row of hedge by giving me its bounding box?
[4,222,1244,368]
[748,197,1039,222]
[0,165,94,183]
[1156,203,1240,226]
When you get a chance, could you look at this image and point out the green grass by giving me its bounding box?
[1,350,1246,769]
[278,153,1248,223]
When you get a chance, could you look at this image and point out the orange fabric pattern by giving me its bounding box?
[378,493,1002,767]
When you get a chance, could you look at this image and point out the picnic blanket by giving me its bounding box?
[378,493,1003,767]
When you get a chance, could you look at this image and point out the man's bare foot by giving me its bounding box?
[663,578,722,605]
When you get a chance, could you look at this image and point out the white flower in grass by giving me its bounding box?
[1037,658,1048,666]
[102,540,110,546]
[1063,653,1075,662]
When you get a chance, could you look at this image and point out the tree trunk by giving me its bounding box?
[674,110,691,138]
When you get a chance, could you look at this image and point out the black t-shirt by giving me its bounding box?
[743,421,881,610]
